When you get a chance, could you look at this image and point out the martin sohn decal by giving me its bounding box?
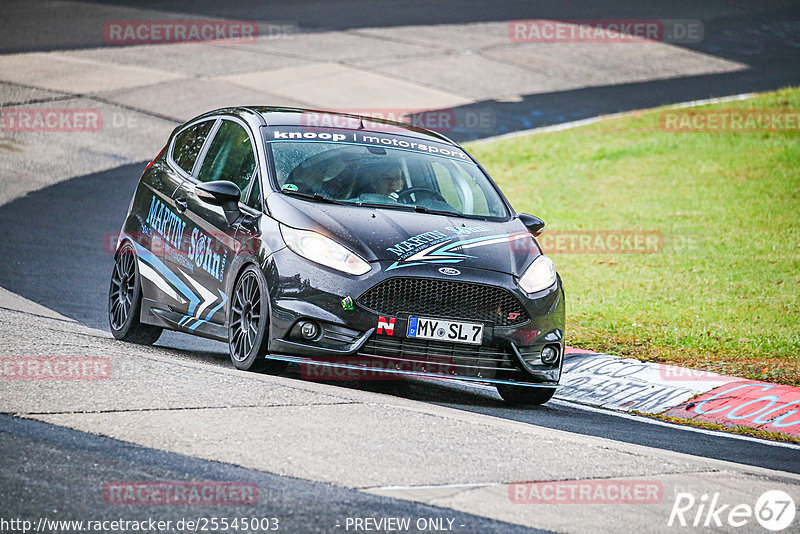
[145,195,185,250]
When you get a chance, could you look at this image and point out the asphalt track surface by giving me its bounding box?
[2,1,800,531]
[1,2,799,141]
[0,414,540,534]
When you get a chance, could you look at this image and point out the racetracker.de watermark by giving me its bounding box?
[105,231,257,257]
[660,110,800,132]
[300,357,459,381]
[509,19,703,44]
[103,20,267,45]
[299,108,496,134]
[104,481,259,505]
[659,364,733,382]
[510,480,663,504]
[1,357,111,380]
[534,230,663,254]
[0,108,102,132]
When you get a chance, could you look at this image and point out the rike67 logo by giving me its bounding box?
[668,490,796,531]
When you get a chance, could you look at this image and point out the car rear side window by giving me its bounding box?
[172,120,214,175]
[197,120,256,203]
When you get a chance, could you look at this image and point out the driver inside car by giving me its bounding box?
[368,163,406,200]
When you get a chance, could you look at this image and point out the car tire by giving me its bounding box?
[227,265,286,373]
[496,384,556,405]
[108,242,163,344]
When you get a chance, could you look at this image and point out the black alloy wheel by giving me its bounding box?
[108,242,162,344]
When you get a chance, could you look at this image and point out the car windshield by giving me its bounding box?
[267,140,508,219]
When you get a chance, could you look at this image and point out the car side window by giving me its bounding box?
[430,160,491,215]
[430,161,464,211]
[196,120,256,203]
[172,120,214,175]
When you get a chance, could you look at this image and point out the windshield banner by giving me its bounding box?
[265,127,470,161]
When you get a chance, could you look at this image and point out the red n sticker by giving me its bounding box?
[377,316,395,335]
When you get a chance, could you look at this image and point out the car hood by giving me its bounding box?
[267,193,541,276]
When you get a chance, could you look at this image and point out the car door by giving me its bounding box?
[138,118,215,307]
[169,118,259,327]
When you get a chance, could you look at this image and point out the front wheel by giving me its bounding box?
[108,242,162,344]
[496,384,556,405]
[227,265,285,373]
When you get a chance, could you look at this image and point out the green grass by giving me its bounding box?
[467,87,800,385]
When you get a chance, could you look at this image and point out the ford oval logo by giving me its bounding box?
[438,267,461,276]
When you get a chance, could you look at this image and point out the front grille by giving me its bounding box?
[357,277,529,326]
[357,336,517,379]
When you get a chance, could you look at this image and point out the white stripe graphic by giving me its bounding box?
[404,232,531,264]
[181,270,218,318]
[138,260,183,303]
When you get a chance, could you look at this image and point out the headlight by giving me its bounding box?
[518,255,557,294]
[280,224,371,276]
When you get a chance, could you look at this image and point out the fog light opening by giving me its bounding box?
[299,321,319,340]
[541,345,560,365]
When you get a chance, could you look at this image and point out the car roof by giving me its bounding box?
[190,106,459,146]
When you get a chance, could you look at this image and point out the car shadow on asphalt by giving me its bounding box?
[0,162,145,329]
[0,162,233,354]
[276,363,547,409]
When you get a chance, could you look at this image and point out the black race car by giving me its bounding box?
[109,107,565,404]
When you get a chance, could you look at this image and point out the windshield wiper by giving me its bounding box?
[413,205,462,217]
[280,189,341,204]
[417,206,492,220]
[350,201,468,218]
[353,201,415,211]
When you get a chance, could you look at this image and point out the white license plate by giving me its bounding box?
[406,316,483,345]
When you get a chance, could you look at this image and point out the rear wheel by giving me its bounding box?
[228,265,285,373]
[496,384,556,405]
[108,242,162,344]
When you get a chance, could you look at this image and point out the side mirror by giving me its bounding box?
[196,181,241,225]
[518,213,545,237]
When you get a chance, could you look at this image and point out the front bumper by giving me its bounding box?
[264,248,565,387]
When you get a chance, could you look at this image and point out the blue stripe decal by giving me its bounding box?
[188,318,207,331]
[386,258,462,271]
[132,240,200,315]
[204,289,228,321]
[171,314,204,332]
